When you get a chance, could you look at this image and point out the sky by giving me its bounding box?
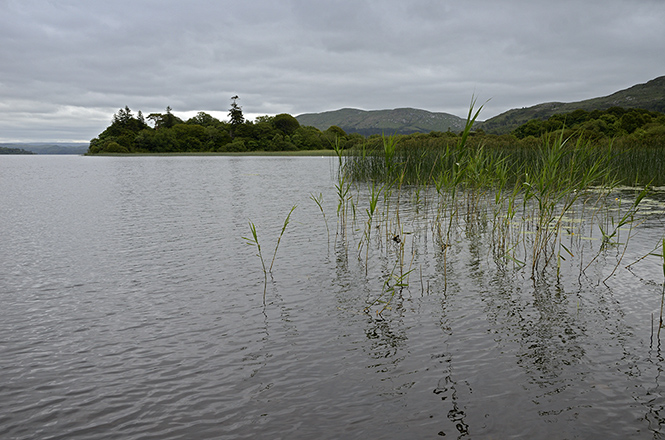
[1,0,664,143]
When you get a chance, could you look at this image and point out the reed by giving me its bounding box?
[522,132,614,276]
[310,192,330,247]
[364,263,414,318]
[658,237,665,341]
[242,221,268,303]
[269,204,297,273]
[242,204,297,304]
[238,98,660,322]
[359,181,383,271]
[339,96,657,285]
[335,172,352,237]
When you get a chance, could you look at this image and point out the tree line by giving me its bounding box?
[0,146,34,154]
[87,97,361,154]
[88,97,665,155]
[511,107,665,141]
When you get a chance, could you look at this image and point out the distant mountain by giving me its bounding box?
[480,76,665,134]
[0,146,34,154]
[296,107,467,136]
[0,143,89,154]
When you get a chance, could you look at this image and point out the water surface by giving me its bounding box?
[2,155,665,439]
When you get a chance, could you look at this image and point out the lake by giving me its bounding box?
[1,154,665,439]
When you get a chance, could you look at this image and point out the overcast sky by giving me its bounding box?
[1,0,663,143]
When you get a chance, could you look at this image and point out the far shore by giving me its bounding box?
[86,149,338,157]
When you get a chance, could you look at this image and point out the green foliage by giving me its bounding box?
[242,220,267,303]
[481,75,665,134]
[512,107,663,139]
[344,117,665,186]
[102,142,130,153]
[186,112,220,127]
[88,101,336,154]
[223,139,247,152]
[0,146,34,154]
[292,126,324,150]
[88,106,149,154]
[228,95,245,130]
[273,113,300,136]
[88,100,665,166]
[147,107,183,129]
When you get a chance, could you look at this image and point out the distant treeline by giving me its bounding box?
[357,106,665,151]
[511,107,665,141]
[88,102,665,155]
[88,103,363,154]
[0,146,34,154]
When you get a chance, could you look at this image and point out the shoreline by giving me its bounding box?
[86,149,338,157]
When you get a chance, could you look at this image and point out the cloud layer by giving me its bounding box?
[1,0,663,142]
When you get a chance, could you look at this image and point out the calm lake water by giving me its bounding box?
[2,154,665,439]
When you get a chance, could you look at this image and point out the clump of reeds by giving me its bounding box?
[521,131,616,277]
[338,96,653,294]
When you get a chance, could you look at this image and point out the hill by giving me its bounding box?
[0,143,90,154]
[481,76,665,134]
[296,107,467,136]
[0,145,34,154]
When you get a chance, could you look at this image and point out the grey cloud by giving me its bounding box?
[0,0,663,141]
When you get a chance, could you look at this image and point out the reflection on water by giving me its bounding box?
[1,155,665,439]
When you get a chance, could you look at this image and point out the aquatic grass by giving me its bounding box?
[269,204,297,274]
[650,238,665,342]
[332,136,345,169]
[579,187,649,280]
[365,262,415,318]
[310,192,330,248]
[382,133,399,179]
[242,221,268,303]
[359,181,384,271]
[517,132,619,277]
[599,188,649,249]
[335,171,351,232]
[242,204,297,304]
[661,237,665,341]
[329,97,658,317]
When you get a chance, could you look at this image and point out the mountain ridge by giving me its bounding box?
[296,107,467,136]
[480,76,665,134]
[0,142,89,154]
[296,76,665,136]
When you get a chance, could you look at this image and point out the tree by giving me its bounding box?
[273,113,300,136]
[228,95,245,138]
[254,115,274,124]
[187,112,219,127]
[147,107,183,129]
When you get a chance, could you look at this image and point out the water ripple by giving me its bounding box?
[2,156,665,438]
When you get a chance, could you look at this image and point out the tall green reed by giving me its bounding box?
[242,221,268,303]
[310,192,330,247]
[269,204,297,273]
[335,96,655,316]
[243,204,297,305]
